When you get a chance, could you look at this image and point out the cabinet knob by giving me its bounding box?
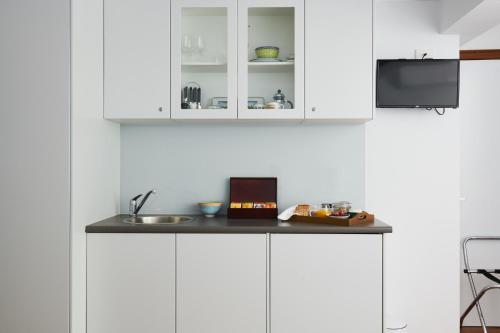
[312,107,317,112]
[158,107,163,112]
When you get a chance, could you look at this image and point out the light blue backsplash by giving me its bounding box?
[120,123,365,214]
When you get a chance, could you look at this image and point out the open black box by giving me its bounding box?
[227,177,278,219]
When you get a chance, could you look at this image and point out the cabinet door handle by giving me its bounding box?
[312,107,317,112]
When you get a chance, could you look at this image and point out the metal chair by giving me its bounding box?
[461,237,500,333]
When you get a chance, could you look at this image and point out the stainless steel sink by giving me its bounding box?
[122,215,193,224]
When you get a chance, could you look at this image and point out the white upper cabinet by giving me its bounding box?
[171,0,238,119]
[305,0,373,120]
[104,0,171,119]
[238,0,305,119]
[103,0,373,121]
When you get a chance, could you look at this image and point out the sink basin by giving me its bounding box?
[122,215,193,224]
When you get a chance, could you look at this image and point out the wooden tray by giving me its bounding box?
[288,211,374,226]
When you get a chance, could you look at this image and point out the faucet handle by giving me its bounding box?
[131,194,143,201]
[129,189,157,217]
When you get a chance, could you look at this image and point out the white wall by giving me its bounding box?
[459,60,500,326]
[367,2,461,332]
[71,2,467,333]
[120,124,365,213]
[71,1,121,333]
[119,5,463,333]
[0,1,70,332]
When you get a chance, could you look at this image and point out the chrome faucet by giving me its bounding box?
[129,189,156,217]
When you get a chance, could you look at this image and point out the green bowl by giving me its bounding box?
[255,46,279,58]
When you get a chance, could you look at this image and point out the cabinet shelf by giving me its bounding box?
[182,63,228,73]
[248,61,294,66]
[248,61,294,73]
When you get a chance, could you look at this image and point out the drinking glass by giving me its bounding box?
[182,35,193,62]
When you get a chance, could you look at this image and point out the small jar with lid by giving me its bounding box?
[332,201,351,217]
[309,204,332,217]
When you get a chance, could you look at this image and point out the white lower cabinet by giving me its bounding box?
[87,233,383,333]
[270,234,383,333]
[176,234,267,333]
[87,234,176,333]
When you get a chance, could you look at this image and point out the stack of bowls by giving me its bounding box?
[255,46,279,59]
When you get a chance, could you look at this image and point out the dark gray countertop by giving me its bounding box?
[86,215,392,234]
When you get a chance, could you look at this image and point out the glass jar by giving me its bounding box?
[310,204,331,217]
[332,201,351,217]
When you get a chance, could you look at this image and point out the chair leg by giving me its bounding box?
[461,285,500,333]
[466,273,488,333]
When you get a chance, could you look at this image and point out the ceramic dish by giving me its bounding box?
[330,214,350,219]
[211,97,228,109]
[255,46,279,58]
[250,58,282,62]
[198,202,223,218]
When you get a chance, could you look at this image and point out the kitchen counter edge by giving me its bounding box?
[85,215,393,234]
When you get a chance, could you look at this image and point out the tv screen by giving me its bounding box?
[376,59,460,108]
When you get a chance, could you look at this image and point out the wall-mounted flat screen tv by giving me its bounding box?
[376,59,460,108]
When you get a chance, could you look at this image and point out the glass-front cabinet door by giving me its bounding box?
[238,0,304,119]
[171,0,237,119]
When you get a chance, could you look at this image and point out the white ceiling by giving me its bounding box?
[443,0,500,44]
[376,0,500,48]
[462,23,500,49]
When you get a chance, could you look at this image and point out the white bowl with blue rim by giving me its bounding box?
[198,202,223,218]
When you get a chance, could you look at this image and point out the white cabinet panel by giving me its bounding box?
[87,234,175,333]
[171,0,238,119]
[305,0,373,120]
[238,0,305,119]
[271,234,382,333]
[104,0,170,119]
[177,234,267,333]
